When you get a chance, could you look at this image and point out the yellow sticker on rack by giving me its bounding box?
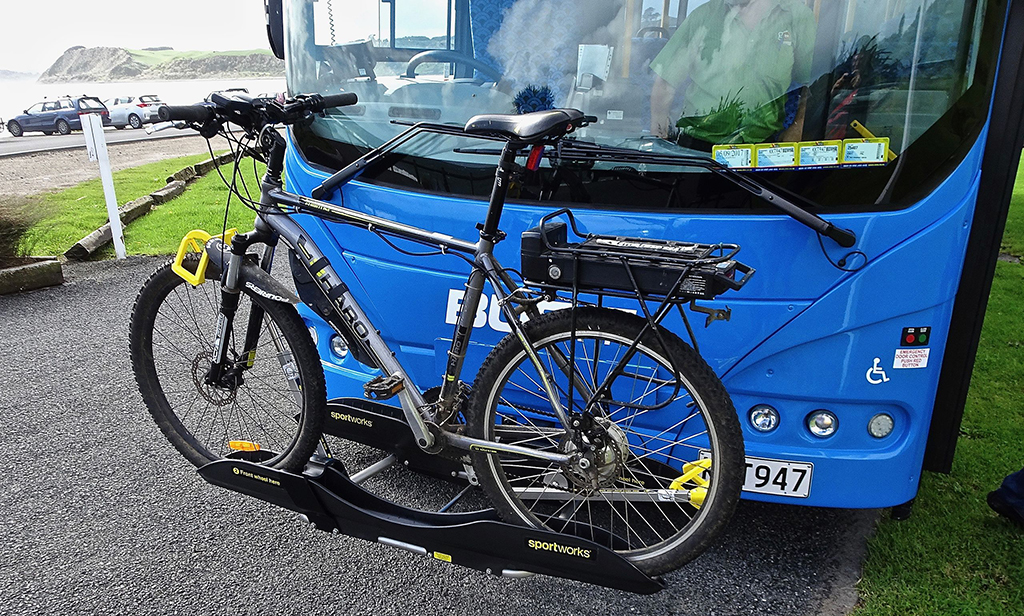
[798,141,843,166]
[753,143,798,168]
[711,144,754,169]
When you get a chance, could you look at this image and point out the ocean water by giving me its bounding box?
[0,77,286,129]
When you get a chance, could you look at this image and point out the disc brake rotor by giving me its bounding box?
[191,351,237,406]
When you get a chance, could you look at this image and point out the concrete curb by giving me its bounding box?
[64,195,156,260]
[64,152,238,261]
[150,180,186,204]
[0,257,64,295]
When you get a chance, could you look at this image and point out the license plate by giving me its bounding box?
[700,452,813,498]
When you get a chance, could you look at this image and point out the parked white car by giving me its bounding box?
[103,95,166,129]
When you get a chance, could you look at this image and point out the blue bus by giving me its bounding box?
[265,0,1024,511]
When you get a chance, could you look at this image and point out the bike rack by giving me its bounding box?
[198,455,664,594]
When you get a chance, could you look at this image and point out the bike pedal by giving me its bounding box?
[363,375,405,400]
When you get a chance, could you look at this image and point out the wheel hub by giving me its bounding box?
[562,417,629,491]
[191,351,237,406]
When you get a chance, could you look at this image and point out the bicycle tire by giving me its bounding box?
[129,255,326,472]
[466,307,744,576]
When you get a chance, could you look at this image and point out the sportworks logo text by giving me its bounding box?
[330,412,373,428]
[526,538,594,560]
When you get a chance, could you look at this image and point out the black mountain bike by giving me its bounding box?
[128,91,764,577]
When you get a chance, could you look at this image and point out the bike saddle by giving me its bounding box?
[464,108,586,143]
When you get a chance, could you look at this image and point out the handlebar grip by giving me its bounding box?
[319,93,358,110]
[159,105,215,123]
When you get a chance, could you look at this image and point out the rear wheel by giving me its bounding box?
[129,256,326,471]
[8,121,22,137]
[467,307,744,576]
[56,119,70,135]
[128,113,142,129]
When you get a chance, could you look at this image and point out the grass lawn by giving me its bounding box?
[122,161,264,255]
[1000,158,1024,258]
[855,169,1024,615]
[19,153,217,257]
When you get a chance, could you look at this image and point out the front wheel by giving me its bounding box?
[129,256,326,472]
[466,307,744,576]
[8,121,22,137]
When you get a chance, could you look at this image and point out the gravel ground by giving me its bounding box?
[0,257,876,616]
[0,135,231,196]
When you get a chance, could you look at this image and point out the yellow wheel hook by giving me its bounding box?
[670,458,712,491]
[669,459,712,509]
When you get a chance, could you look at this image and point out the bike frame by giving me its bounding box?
[213,126,576,464]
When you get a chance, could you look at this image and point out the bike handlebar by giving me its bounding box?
[158,92,359,126]
[160,105,215,123]
[318,92,358,110]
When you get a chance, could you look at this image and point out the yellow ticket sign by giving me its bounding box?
[842,138,890,164]
[711,144,754,169]
[798,140,843,166]
[753,143,798,168]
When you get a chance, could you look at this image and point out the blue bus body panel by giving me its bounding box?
[284,123,988,509]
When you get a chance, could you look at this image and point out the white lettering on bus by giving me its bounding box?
[445,289,571,332]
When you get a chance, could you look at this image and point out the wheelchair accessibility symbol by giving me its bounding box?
[866,357,890,385]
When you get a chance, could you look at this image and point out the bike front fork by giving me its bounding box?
[205,222,278,389]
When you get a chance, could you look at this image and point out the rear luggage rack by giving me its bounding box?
[521,208,754,303]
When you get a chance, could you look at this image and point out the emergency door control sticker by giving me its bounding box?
[894,348,930,369]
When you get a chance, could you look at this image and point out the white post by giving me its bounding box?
[82,113,127,260]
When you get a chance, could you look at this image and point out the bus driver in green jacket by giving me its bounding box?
[649,0,816,147]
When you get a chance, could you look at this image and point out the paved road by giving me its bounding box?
[0,257,876,616]
[0,126,195,157]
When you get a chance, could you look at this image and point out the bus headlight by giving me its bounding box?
[749,405,780,433]
[807,411,838,438]
[330,335,349,359]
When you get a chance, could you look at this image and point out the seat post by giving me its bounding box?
[480,142,519,242]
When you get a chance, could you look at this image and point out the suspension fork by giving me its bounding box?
[206,216,278,385]
[239,229,279,368]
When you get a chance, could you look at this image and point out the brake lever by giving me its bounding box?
[146,121,186,135]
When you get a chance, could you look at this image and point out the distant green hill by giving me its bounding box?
[39,47,282,83]
[126,48,275,67]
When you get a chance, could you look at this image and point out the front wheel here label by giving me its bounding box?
[894,348,930,369]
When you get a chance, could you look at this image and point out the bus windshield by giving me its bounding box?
[284,0,998,210]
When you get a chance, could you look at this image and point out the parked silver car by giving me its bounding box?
[103,95,166,129]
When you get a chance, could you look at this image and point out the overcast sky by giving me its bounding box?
[0,0,269,73]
